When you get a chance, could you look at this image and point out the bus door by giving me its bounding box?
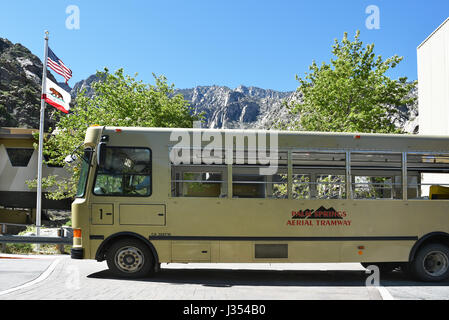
[90,146,154,226]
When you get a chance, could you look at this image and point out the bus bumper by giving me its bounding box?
[71,247,84,259]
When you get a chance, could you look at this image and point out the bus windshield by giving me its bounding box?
[92,146,152,196]
[75,149,92,198]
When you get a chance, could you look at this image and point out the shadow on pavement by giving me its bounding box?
[87,267,449,287]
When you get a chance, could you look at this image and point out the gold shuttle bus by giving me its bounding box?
[71,126,449,281]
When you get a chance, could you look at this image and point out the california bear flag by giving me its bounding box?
[44,79,71,113]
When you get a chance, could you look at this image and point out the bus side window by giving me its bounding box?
[407,153,449,200]
[171,165,227,198]
[350,152,402,200]
[292,174,310,199]
[352,175,397,199]
[231,170,288,199]
[232,169,265,198]
[292,151,346,200]
[231,151,288,199]
[315,174,346,199]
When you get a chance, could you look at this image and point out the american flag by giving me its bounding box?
[47,47,72,83]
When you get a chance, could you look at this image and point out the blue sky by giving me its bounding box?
[1,0,448,91]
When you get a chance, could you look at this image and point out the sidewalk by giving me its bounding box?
[0,253,65,259]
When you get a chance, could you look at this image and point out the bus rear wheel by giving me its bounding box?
[106,238,154,278]
[411,243,449,282]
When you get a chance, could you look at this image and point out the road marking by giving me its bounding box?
[377,286,394,300]
[0,258,61,297]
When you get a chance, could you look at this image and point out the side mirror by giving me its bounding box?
[97,142,107,167]
[64,154,77,164]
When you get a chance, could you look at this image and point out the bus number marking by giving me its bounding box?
[150,232,171,237]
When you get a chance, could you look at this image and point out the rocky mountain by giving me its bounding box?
[397,85,419,134]
[67,75,418,132]
[0,38,65,130]
[70,74,101,98]
[66,75,301,129]
[175,85,295,129]
[0,37,419,133]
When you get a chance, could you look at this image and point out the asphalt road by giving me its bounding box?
[0,255,57,293]
[1,254,449,300]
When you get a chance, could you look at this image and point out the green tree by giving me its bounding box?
[28,68,201,200]
[282,30,417,133]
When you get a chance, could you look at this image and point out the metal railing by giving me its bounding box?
[0,223,73,253]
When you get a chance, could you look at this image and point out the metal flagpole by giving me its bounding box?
[36,31,49,240]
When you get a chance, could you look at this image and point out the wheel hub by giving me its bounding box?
[423,251,449,277]
[115,246,145,273]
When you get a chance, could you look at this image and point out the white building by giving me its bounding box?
[417,17,449,194]
[0,127,70,210]
[417,17,449,135]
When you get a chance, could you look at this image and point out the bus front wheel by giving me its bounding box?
[106,238,154,278]
[410,243,449,282]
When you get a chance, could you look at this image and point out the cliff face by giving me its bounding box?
[175,85,295,129]
[0,38,63,130]
[0,37,419,133]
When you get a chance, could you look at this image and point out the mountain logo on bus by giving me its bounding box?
[292,206,346,219]
[288,206,351,226]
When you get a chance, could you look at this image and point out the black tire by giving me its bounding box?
[410,243,449,282]
[106,238,154,278]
